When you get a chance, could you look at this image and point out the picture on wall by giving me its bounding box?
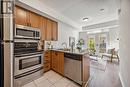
[69,37,75,47]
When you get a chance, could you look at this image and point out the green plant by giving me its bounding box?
[76,39,85,50]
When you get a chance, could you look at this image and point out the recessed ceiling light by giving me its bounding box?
[100,8,105,11]
[83,17,89,21]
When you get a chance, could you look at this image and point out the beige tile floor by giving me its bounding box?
[22,70,81,87]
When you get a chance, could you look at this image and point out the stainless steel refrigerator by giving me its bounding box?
[0,0,14,87]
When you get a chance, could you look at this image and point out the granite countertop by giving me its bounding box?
[45,48,89,55]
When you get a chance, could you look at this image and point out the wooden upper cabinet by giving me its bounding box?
[15,6,58,41]
[15,6,41,29]
[15,6,27,26]
[52,21,58,41]
[46,19,52,41]
[46,19,58,41]
[40,17,47,40]
[29,12,40,29]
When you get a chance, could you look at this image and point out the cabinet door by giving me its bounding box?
[15,6,27,26]
[46,19,52,41]
[26,11,30,26]
[29,12,41,29]
[52,21,58,41]
[40,17,47,40]
[58,52,64,75]
[44,51,51,72]
[51,51,56,71]
[52,51,59,71]
[44,51,51,62]
[55,52,59,72]
[44,62,50,72]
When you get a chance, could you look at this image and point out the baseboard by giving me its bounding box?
[119,72,125,87]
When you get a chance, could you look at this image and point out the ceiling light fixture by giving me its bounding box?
[83,17,89,21]
[100,8,105,11]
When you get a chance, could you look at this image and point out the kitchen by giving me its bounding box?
[0,0,124,87]
[1,0,90,87]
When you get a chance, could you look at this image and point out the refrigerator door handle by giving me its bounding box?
[0,40,14,42]
[3,40,14,43]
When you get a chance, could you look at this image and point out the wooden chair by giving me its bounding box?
[102,49,119,62]
[111,50,119,62]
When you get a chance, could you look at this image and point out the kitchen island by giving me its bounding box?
[44,49,90,87]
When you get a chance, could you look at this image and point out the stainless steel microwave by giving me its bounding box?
[15,25,40,39]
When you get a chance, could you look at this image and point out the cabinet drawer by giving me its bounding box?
[44,56,50,61]
[44,59,50,64]
[44,51,51,57]
[52,51,58,57]
[45,51,50,54]
[44,51,51,62]
[44,63,50,72]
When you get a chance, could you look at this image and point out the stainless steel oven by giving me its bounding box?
[14,39,44,87]
[15,25,40,40]
[14,52,43,76]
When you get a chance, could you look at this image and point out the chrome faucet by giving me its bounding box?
[61,42,67,49]
[71,42,75,52]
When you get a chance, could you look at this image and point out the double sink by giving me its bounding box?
[56,48,71,51]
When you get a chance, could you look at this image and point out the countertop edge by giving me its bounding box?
[44,49,89,55]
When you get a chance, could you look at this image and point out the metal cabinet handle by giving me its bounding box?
[26,23,28,26]
[55,53,58,55]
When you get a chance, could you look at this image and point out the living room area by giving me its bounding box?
[79,19,119,61]
[78,20,121,87]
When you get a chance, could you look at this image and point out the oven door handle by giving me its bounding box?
[15,52,43,57]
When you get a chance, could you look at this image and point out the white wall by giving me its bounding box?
[45,21,79,49]
[119,0,130,87]
[58,22,79,47]
[108,27,119,49]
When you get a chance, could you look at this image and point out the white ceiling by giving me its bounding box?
[39,0,120,26]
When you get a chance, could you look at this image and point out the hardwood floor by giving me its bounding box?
[88,60,122,87]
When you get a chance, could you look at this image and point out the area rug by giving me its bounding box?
[90,57,107,71]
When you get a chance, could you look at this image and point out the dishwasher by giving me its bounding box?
[64,53,82,85]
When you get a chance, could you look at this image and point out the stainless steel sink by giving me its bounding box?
[57,48,70,51]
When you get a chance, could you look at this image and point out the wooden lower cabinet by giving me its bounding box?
[51,51,64,75]
[44,51,51,72]
[51,51,58,71]
[44,50,64,75]
[44,62,50,72]
[58,52,64,75]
